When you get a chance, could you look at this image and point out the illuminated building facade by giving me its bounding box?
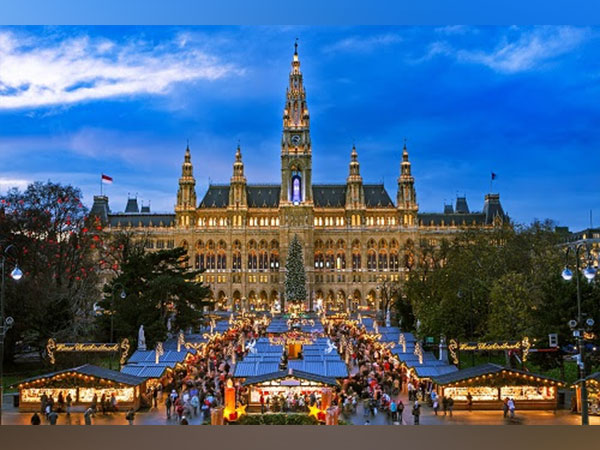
[91,44,507,312]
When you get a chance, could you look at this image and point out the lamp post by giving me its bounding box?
[1,244,23,426]
[111,283,126,343]
[562,243,597,426]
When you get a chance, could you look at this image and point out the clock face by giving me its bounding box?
[291,134,301,145]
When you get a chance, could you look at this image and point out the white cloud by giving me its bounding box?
[424,26,590,74]
[323,33,402,53]
[0,30,242,109]
[0,177,30,193]
[434,25,473,35]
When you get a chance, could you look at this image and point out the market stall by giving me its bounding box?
[14,364,147,411]
[573,372,600,415]
[432,363,563,410]
[241,368,338,408]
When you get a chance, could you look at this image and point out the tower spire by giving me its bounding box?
[280,39,313,205]
[397,140,418,226]
[229,142,247,209]
[346,143,365,208]
[176,143,197,227]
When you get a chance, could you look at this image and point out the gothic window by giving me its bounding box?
[291,170,302,204]
[336,251,346,270]
[217,252,226,270]
[367,250,377,271]
[378,251,388,271]
[390,251,399,272]
[196,253,205,270]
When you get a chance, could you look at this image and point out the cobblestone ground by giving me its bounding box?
[3,393,600,425]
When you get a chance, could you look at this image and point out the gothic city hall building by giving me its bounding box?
[92,45,507,312]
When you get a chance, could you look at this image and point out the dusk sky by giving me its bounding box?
[0,26,598,230]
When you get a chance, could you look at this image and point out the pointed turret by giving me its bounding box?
[229,143,247,209]
[281,40,313,205]
[175,143,197,228]
[346,144,365,209]
[397,140,418,227]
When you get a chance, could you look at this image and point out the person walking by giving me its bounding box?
[433,397,439,415]
[30,412,41,425]
[48,410,58,425]
[502,397,509,418]
[260,393,265,414]
[166,395,173,420]
[84,407,94,425]
[40,392,48,415]
[397,399,404,425]
[390,400,397,423]
[508,398,515,419]
[442,396,448,416]
[126,408,135,425]
[447,396,454,417]
[466,392,473,412]
[412,400,421,425]
[66,393,72,416]
[152,387,158,408]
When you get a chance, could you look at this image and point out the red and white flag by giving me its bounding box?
[101,174,113,184]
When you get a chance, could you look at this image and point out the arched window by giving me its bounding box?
[378,251,388,270]
[291,169,302,204]
[367,250,377,271]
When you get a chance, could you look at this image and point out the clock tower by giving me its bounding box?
[280,40,313,205]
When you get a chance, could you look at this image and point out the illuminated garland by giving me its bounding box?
[46,338,130,365]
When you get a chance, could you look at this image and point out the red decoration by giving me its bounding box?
[228,411,238,421]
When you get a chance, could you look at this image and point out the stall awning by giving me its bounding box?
[13,364,146,388]
[432,363,564,386]
[242,369,337,386]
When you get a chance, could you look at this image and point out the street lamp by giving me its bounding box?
[562,243,597,426]
[111,283,126,343]
[1,244,23,426]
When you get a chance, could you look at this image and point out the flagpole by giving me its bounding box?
[100,174,103,196]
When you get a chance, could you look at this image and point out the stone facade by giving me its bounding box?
[91,44,507,312]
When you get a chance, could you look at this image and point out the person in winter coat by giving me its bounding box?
[412,400,421,425]
[30,412,41,425]
[84,407,94,425]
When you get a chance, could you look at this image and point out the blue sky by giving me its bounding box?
[0,26,598,230]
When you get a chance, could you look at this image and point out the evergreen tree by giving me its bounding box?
[284,234,307,304]
[97,246,211,347]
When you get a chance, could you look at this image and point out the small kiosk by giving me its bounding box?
[573,372,600,415]
[14,364,147,411]
[432,363,563,410]
[242,369,338,408]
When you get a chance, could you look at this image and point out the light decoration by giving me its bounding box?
[184,342,206,351]
[448,339,459,365]
[223,379,247,422]
[363,333,381,342]
[120,339,130,365]
[398,333,406,353]
[155,342,164,364]
[177,331,185,352]
[247,339,257,354]
[46,338,129,365]
[414,342,423,364]
[308,404,327,423]
[202,332,222,343]
[325,339,337,354]
[447,337,531,364]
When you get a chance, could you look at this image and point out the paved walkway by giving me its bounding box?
[3,394,600,426]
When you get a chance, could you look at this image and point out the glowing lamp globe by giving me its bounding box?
[583,266,597,282]
[10,266,23,281]
[561,267,573,281]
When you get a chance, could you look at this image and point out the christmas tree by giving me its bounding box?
[284,234,307,305]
